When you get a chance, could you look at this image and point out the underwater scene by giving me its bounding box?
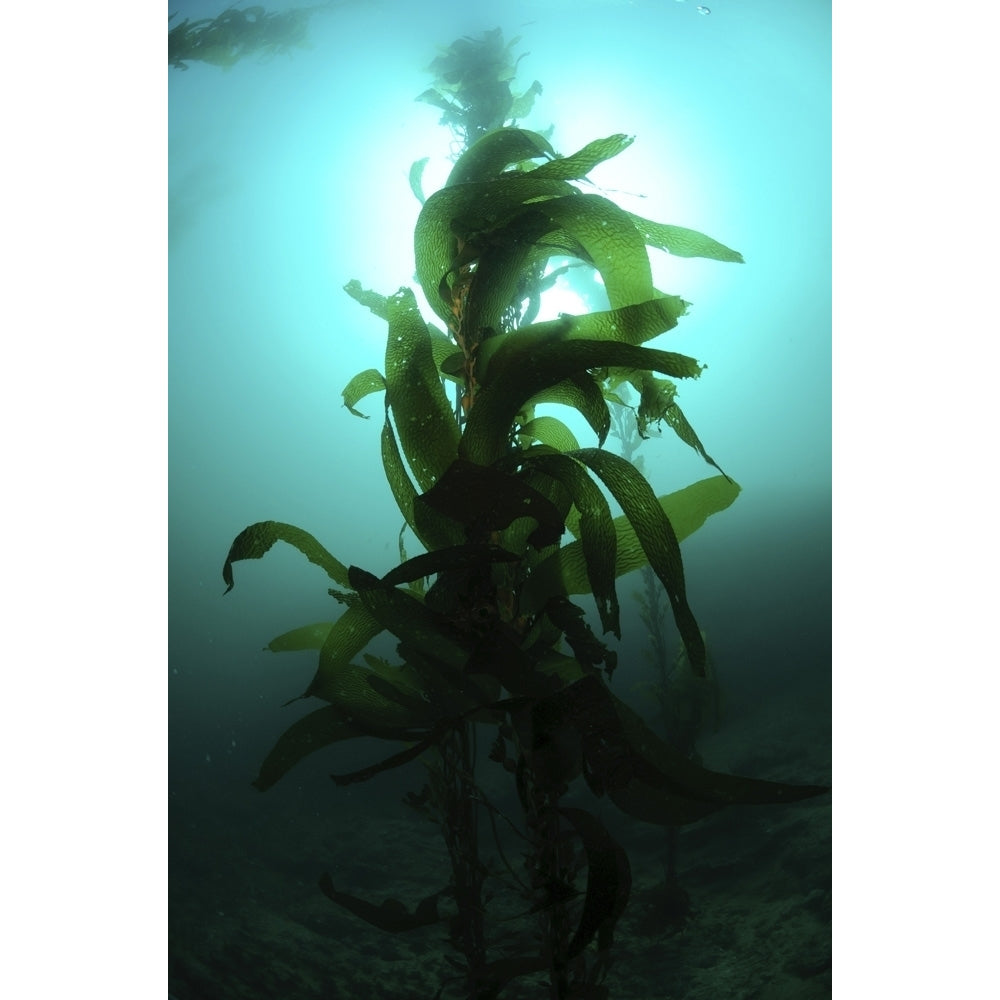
[169,1,831,998]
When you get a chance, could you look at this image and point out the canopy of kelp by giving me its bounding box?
[168,3,329,70]
[416,27,544,146]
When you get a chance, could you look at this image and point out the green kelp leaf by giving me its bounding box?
[309,659,442,733]
[477,297,690,385]
[408,156,429,205]
[414,87,454,113]
[402,645,501,718]
[525,676,828,826]
[379,542,520,589]
[384,288,460,493]
[514,450,619,637]
[440,350,465,380]
[559,807,631,958]
[416,458,565,550]
[525,673,673,798]
[329,687,505,789]
[343,279,390,320]
[381,419,462,553]
[517,415,580,453]
[456,626,558,699]
[319,873,450,932]
[609,693,830,821]
[253,705,364,792]
[445,127,556,187]
[489,461,576,564]
[628,214,745,263]
[616,369,729,476]
[632,371,676,435]
[364,670,444,721]
[530,133,634,182]
[426,322,458,373]
[533,194,655,309]
[657,475,741,541]
[573,448,705,674]
[508,79,543,120]
[362,652,394,671]
[529,373,611,449]
[266,622,333,653]
[381,418,419,530]
[348,566,473,678]
[342,368,385,418]
[303,602,383,701]
[608,777,718,826]
[657,397,730,478]
[594,295,691,345]
[563,505,583,541]
[543,595,617,678]
[535,648,590,686]
[222,521,350,594]
[452,210,563,342]
[331,716,461,786]
[348,568,502,716]
[521,476,740,618]
[309,601,483,726]
[461,339,703,467]
[364,664,439,720]
[414,174,576,325]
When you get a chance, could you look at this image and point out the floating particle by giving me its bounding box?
[697,5,711,13]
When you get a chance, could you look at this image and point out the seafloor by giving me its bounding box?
[170,683,830,1000]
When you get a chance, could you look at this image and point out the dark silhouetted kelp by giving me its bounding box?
[221,29,829,999]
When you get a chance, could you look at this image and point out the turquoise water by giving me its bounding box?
[169,2,830,997]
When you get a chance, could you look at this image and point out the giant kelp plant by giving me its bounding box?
[215,20,829,995]
[222,122,829,998]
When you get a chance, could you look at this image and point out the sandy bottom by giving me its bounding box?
[170,689,830,999]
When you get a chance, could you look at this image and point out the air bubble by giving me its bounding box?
[697,5,711,13]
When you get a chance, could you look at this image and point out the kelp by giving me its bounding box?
[223,124,828,998]
[318,874,451,933]
[416,28,544,147]
[168,3,331,71]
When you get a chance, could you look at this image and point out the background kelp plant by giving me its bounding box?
[169,3,336,71]
[221,120,829,999]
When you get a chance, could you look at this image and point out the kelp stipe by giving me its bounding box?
[223,124,828,999]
